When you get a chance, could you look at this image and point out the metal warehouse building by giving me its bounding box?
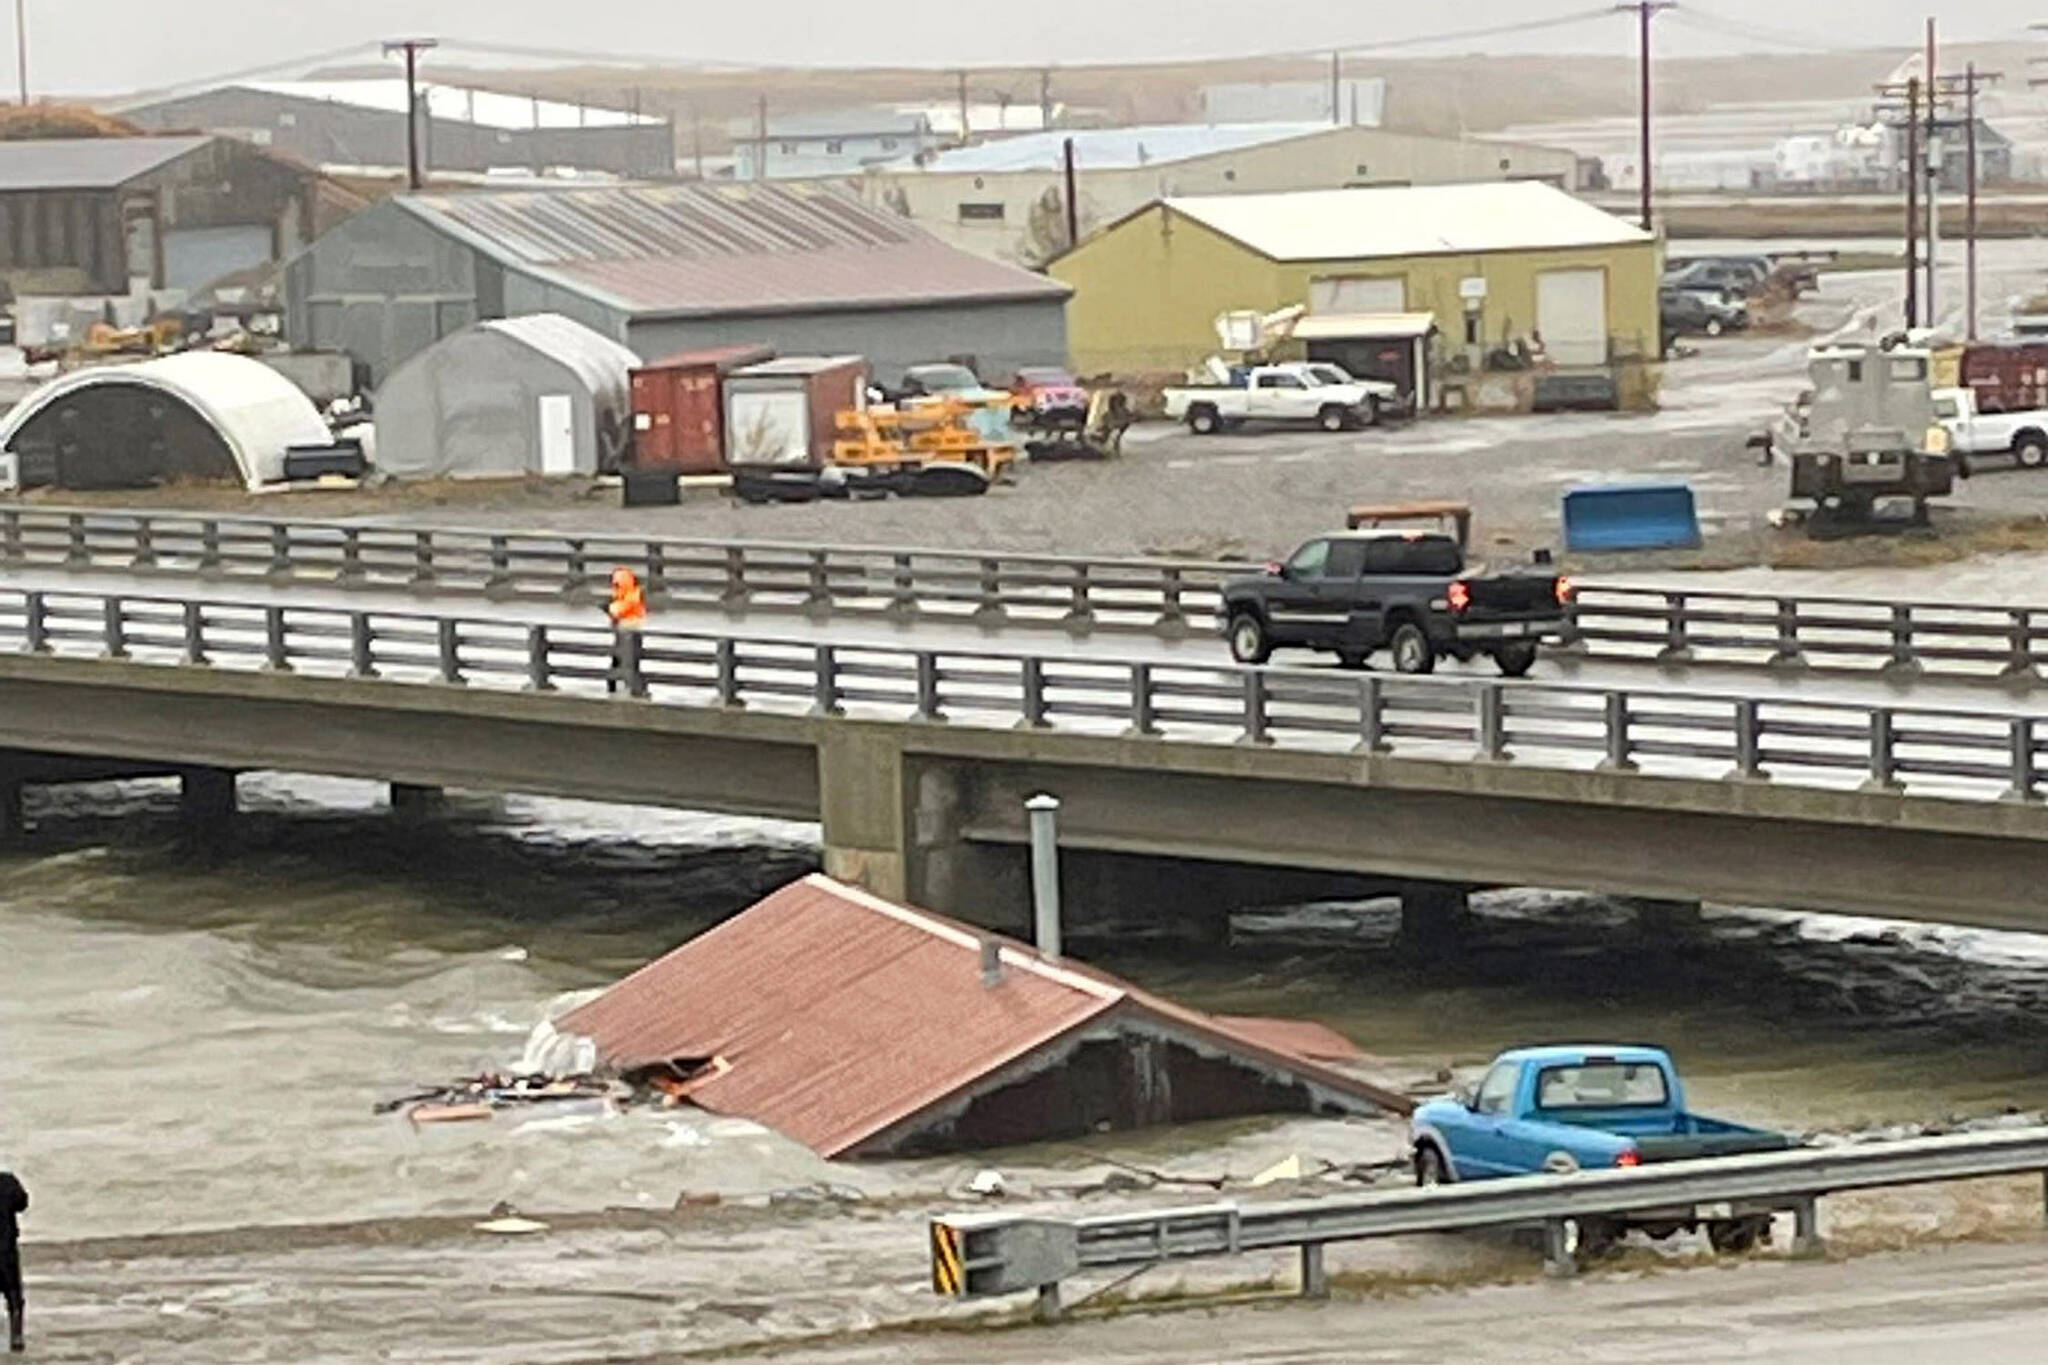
[1049,180,1659,380]
[285,181,1071,385]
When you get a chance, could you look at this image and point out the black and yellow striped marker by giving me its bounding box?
[930,1220,965,1296]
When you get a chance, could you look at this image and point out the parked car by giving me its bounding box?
[1664,258,1768,296]
[898,362,986,400]
[1219,529,1570,675]
[1410,1045,1795,1254]
[1660,287,1748,345]
[1163,364,1379,435]
[1933,386,2048,471]
[1009,366,1089,424]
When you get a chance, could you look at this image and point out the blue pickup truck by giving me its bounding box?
[1410,1045,1795,1253]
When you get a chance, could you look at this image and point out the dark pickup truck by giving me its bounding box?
[1220,530,1570,675]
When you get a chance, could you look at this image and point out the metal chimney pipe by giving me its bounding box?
[1027,794,1062,960]
[979,937,1004,987]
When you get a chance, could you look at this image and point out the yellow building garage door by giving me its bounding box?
[1536,268,1608,367]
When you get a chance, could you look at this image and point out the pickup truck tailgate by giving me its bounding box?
[1636,1131,1795,1163]
[1462,573,1562,618]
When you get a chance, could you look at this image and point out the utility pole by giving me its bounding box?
[755,94,768,180]
[382,38,438,191]
[1329,50,1342,126]
[1881,54,2000,338]
[1906,78,1920,328]
[1616,2,1674,234]
[1924,18,1939,323]
[1965,62,1980,339]
[956,70,970,143]
[13,0,25,106]
[1038,68,1052,129]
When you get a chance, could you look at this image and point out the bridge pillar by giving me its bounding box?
[390,783,446,815]
[1629,897,1705,937]
[0,777,22,847]
[178,767,237,828]
[819,726,917,904]
[1397,881,1472,958]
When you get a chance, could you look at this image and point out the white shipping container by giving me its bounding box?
[724,386,813,466]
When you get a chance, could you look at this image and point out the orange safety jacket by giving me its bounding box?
[608,568,647,629]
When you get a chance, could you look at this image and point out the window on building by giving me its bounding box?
[1355,163,1370,176]
[1464,313,1482,346]
[1224,168,1236,181]
[278,112,296,128]
[825,140,843,154]
[957,202,1006,222]
[881,137,898,151]
[778,142,798,155]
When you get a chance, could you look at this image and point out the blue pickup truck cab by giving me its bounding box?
[1411,1045,1794,1253]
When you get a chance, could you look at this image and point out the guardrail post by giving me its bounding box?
[1355,675,1388,754]
[1731,698,1765,779]
[2006,718,2037,803]
[1125,661,1158,736]
[644,542,668,601]
[890,553,918,622]
[199,519,222,574]
[915,651,944,721]
[806,550,832,619]
[101,598,127,660]
[485,536,513,596]
[1597,691,1634,772]
[1033,1283,1062,1324]
[1476,682,1506,760]
[721,547,749,608]
[1158,566,1189,639]
[436,619,464,685]
[563,540,589,599]
[1240,669,1271,745]
[715,638,743,707]
[22,591,46,653]
[64,514,87,566]
[1883,604,1921,678]
[181,600,206,666]
[410,531,436,588]
[1790,1198,1824,1259]
[1064,564,1095,635]
[348,612,376,679]
[1656,593,1692,665]
[267,523,290,578]
[1542,1219,1577,1278]
[812,644,842,716]
[616,631,645,699]
[132,517,156,568]
[1299,1243,1328,1300]
[973,558,1005,626]
[1769,598,1805,669]
[263,607,289,671]
[339,527,364,584]
[0,509,20,564]
[524,625,552,691]
[2003,609,2038,683]
[1019,657,1048,728]
[1554,597,1586,655]
[1864,710,1899,792]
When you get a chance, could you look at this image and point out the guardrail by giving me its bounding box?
[5,506,2048,683]
[0,506,1240,638]
[1,585,2045,805]
[929,1127,2048,1318]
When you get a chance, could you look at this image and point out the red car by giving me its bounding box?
[1010,366,1089,425]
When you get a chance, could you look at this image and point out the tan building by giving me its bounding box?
[863,123,1581,268]
[1049,181,1661,398]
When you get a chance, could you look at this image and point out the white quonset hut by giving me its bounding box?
[371,313,639,479]
[0,351,329,491]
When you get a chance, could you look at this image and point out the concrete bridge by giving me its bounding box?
[1,569,2044,939]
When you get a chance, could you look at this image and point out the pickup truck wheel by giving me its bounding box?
[2015,435,2047,468]
[1227,613,1272,665]
[1705,317,1724,337]
[1495,642,1539,677]
[1317,404,1349,433]
[1413,1145,1449,1187]
[1188,406,1220,435]
[1389,622,1436,675]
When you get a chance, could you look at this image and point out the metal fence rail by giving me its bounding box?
[929,1127,2048,1316]
[2,584,2046,805]
[6,506,2048,681]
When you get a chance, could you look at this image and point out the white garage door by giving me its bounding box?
[1536,268,1608,367]
[164,225,273,291]
[1309,275,1405,314]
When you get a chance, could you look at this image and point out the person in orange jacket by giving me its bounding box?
[606,568,647,695]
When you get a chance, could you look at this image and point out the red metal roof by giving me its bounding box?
[637,343,775,375]
[559,875,1410,1158]
[399,182,1069,320]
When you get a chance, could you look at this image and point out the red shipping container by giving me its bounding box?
[723,356,869,469]
[630,343,775,472]
[1961,342,2048,415]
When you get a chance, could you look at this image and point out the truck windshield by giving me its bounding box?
[1536,1062,1668,1110]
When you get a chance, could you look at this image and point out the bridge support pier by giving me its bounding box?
[0,778,22,847]
[178,767,237,828]
[390,783,446,815]
[1630,897,1705,937]
[1398,882,1472,958]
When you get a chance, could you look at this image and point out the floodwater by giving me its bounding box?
[6,777,2048,1361]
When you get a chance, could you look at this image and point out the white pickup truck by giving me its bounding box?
[1163,363,1390,435]
[1935,386,2048,472]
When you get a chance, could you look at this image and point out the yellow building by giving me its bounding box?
[1050,181,1661,386]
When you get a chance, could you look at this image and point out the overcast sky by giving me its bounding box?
[30,1,2047,98]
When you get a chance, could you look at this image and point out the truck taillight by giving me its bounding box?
[1447,581,1471,614]
[1555,576,1577,606]
[1615,1148,1641,1168]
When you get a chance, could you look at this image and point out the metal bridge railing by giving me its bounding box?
[929,1127,2048,1318]
[1,584,2043,805]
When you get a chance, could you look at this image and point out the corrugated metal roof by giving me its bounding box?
[241,79,660,130]
[912,122,1332,175]
[559,875,1409,1158]
[399,182,1069,319]
[746,107,931,140]
[638,342,776,374]
[1164,181,1655,263]
[0,136,210,190]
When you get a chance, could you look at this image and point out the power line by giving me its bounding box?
[1662,7,1846,53]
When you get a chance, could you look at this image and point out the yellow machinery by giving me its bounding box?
[832,394,1021,483]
